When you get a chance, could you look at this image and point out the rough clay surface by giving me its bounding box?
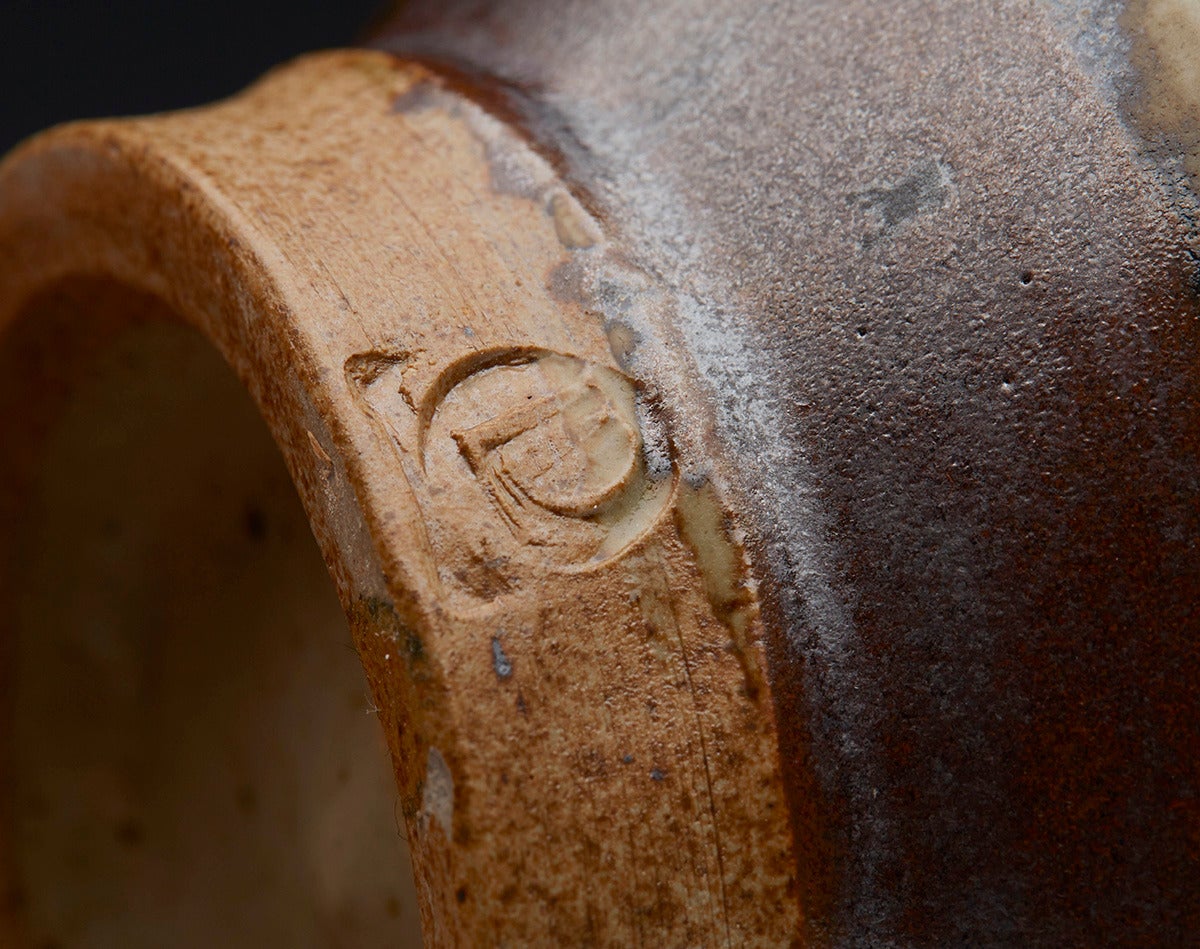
[0,53,800,946]
[372,2,1200,944]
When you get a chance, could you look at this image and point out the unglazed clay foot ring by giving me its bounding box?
[0,52,799,946]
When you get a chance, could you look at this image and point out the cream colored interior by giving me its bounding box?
[0,281,421,948]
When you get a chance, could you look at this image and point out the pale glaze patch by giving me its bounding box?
[1125,0,1200,183]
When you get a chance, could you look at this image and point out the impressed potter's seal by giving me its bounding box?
[349,348,674,599]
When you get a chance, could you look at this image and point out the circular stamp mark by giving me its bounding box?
[422,352,672,594]
[348,346,674,600]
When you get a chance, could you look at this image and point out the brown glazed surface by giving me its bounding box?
[373,1,1200,944]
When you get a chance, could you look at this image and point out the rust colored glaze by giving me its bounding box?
[372,2,1200,945]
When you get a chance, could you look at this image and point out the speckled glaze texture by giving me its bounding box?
[373,2,1200,944]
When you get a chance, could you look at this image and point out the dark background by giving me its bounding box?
[0,0,386,154]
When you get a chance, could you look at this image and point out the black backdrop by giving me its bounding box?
[0,0,386,154]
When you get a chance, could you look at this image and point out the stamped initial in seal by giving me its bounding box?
[348,347,674,599]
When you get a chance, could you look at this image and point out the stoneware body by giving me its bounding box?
[1,1,1198,946]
